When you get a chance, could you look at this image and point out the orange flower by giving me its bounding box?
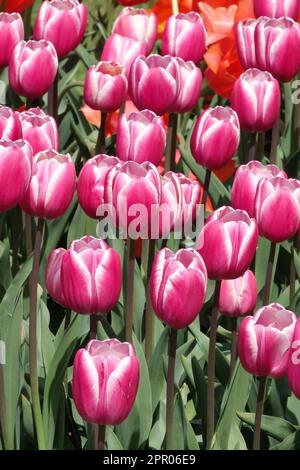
[151,0,195,37]
[0,0,35,12]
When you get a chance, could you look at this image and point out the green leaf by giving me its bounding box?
[271,430,300,450]
[237,412,298,442]
[106,427,124,450]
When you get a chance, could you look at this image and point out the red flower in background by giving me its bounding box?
[0,0,35,13]
[151,0,195,37]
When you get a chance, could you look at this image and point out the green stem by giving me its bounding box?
[95,112,107,155]
[22,4,33,40]
[48,73,58,121]
[11,206,22,276]
[57,82,84,108]
[256,132,265,161]
[253,376,267,450]
[125,238,135,343]
[270,118,280,164]
[90,315,98,341]
[25,214,33,258]
[97,425,106,450]
[165,113,178,172]
[230,317,237,378]
[145,238,156,365]
[263,242,276,305]
[166,328,177,450]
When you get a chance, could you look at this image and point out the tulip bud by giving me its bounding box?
[0,106,22,141]
[254,0,300,20]
[150,248,207,329]
[84,61,128,113]
[190,106,240,170]
[288,318,300,399]
[101,33,146,76]
[20,149,76,220]
[0,140,32,212]
[19,107,59,155]
[72,339,139,425]
[0,12,24,69]
[236,19,260,70]
[177,173,201,227]
[231,160,287,217]
[9,40,58,99]
[197,206,258,280]
[129,54,181,116]
[60,236,122,314]
[77,154,120,219]
[116,110,166,165]
[162,12,206,64]
[170,59,202,113]
[255,177,300,242]
[45,248,66,307]
[34,0,88,58]
[231,68,280,132]
[219,270,258,317]
[238,303,297,378]
[112,7,157,55]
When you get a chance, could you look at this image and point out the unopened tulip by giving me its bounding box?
[197,206,258,280]
[77,154,120,219]
[255,177,300,242]
[84,61,128,113]
[129,54,181,116]
[162,12,206,64]
[288,318,300,399]
[190,106,240,170]
[236,19,260,70]
[19,107,59,155]
[150,248,207,329]
[45,248,66,307]
[219,270,258,317]
[171,59,202,113]
[20,149,76,220]
[101,33,145,76]
[238,303,297,378]
[34,0,88,58]
[231,160,287,217]
[0,12,24,69]
[60,236,122,314]
[160,171,183,237]
[9,40,58,99]
[116,110,166,165]
[254,0,300,20]
[177,173,201,226]
[231,68,280,132]
[72,339,139,424]
[0,106,22,141]
[0,140,32,212]
[112,7,157,55]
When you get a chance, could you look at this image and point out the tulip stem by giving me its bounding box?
[166,327,177,450]
[263,241,276,305]
[48,73,58,121]
[292,101,300,153]
[95,112,107,155]
[25,214,33,257]
[230,317,237,378]
[201,169,211,214]
[11,206,22,276]
[0,362,12,449]
[165,113,178,172]
[270,118,281,164]
[253,376,267,450]
[290,236,299,307]
[256,132,265,161]
[90,315,98,340]
[125,238,135,343]
[97,425,106,450]
[145,238,156,365]
[29,217,46,450]
[207,279,221,450]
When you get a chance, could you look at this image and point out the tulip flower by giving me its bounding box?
[116,110,166,165]
[231,160,287,218]
[170,59,202,114]
[129,54,181,116]
[19,107,59,155]
[0,139,32,212]
[238,303,297,378]
[20,149,76,220]
[0,106,22,141]
[177,173,201,227]
[255,177,300,243]
[0,12,24,69]
[254,0,300,20]
[101,33,146,76]
[288,318,300,399]
[162,12,206,63]
[33,0,88,58]
[219,270,258,317]
[77,154,120,219]
[9,40,58,99]
[45,248,66,307]
[236,18,260,71]
[84,61,128,113]
[150,248,207,329]
[197,206,258,280]
[72,339,139,425]
[190,106,240,170]
[160,171,183,238]
[231,68,280,133]
[112,7,157,55]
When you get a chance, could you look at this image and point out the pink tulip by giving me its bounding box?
[84,61,128,113]
[34,0,88,58]
[236,18,261,71]
[45,248,66,307]
[177,173,201,227]
[150,248,207,329]
[255,177,300,242]
[19,107,59,155]
[190,106,240,170]
[231,68,280,132]
[171,59,202,113]
[197,206,258,280]
[288,318,300,399]
[219,270,258,317]
[254,0,300,20]
[77,154,120,219]
[9,40,58,99]
[0,106,22,141]
[129,54,181,116]
[101,34,145,76]
[112,7,157,55]
[231,160,287,218]
[0,12,24,69]
[118,0,145,5]
[72,339,139,425]
[19,149,76,220]
[238,303,297,378]
[0,140,32,212]
[60,236,122,314]
[116,110,166,165]
[160,171,183,238]
[162,12,206,64]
